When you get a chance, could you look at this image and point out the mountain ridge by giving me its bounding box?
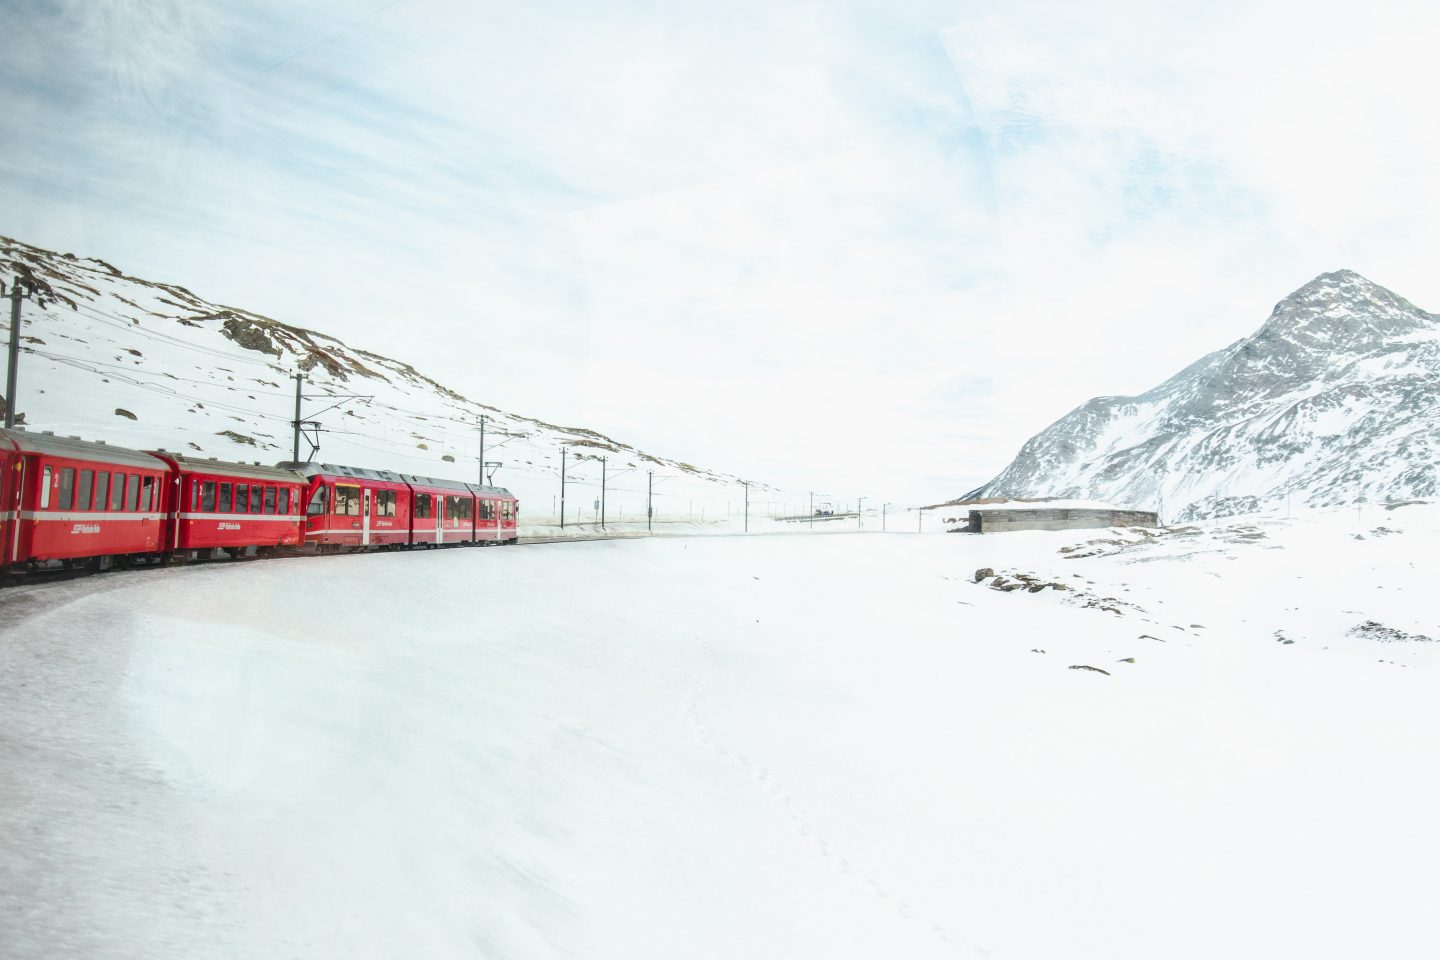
[964,269,1440,520]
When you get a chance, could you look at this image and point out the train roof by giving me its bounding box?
[393,472,482,495]
[0,427,167,471]
[275,460,512,497]
[276,461,408,484]
[147,451,307,483]
[272,460,515,500]
[465,483,515,498]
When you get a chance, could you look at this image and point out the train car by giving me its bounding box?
[0,428,168,572]
[468,483,519,545]
[281,461,412,551]
[396,473,477,546]
[146,452,304,559]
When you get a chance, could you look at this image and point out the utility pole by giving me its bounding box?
[647,470,653,532]
[291,373,304,461]
[600,456,607,529]
[743,480,750,532]
[3,280,35,430]
[560,448,567,530]
[857,496,866,530]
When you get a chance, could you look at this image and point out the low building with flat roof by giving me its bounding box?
[944,499,1159,534]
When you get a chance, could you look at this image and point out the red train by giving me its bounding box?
[0,428,518,577]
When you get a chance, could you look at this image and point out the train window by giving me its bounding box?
[414,493,431,519]
[200,481,216,512]
[307,485,328,516]
[40,467,52,509]
[263,486,277,514]
[219,482,233,512]
[250,484,263,513]
[141,476,156,512]
[235,483,249,513]
[480,500,493,521]
[126,474,140,511]
[94,472,109,511]
[109,473,124,511]
[58,467,75,510]
[77,470,93,511]
[278,488,290,514]
[334,484,359,516]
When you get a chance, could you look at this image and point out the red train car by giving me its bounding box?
[469,482,519,545]
[397,473,478,546]
[146,452,304,559]
[1,428,168,572]
[285,462,413,551]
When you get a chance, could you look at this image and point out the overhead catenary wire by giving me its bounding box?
[25,347,294,425]
[67,302,286,371]
[26,301,753,495]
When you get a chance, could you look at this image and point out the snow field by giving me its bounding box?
[4,517,1440,958]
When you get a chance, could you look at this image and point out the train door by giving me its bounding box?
[0,450,19,565]
[362,489,372,547]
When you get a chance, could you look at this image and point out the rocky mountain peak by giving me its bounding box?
[1255,269,1434,355]
[964,269,1440,521]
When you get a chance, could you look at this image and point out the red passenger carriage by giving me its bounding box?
[146,452,304,558]
[1,429,168,572]
[469,482,519,545]
[285,462,413,551]
[397,473,477,546]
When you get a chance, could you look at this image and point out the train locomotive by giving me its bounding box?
[0,427,518,578]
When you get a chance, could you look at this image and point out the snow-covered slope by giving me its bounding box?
[0,233,772,526]
[7,508,1440,959]
[965,270,1440,520]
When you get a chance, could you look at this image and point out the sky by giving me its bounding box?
[3,0,1439,503]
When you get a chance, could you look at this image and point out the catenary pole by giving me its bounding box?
[601,456,607,529]
[478,416,486,486]
[3,280,33,430]
[809,491,814,529]
[857,496,865,529]
[291,372,304,461]
[743,480,749,532]
[560,448,567,530]
[647,470,653,532]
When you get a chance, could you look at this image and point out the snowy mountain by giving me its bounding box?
[964,270,1440,520]
[0,233,768,526]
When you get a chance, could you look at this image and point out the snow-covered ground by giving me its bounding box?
[4,507,1440,959]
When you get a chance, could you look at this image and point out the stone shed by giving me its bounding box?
[961,504,1159,534]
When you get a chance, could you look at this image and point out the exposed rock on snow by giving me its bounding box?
[966,270,1440,520]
